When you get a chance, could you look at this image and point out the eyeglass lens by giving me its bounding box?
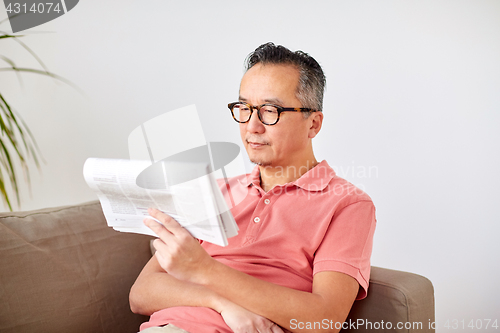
[233,103,279,125]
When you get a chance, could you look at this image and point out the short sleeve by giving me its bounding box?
[313,200,376,300]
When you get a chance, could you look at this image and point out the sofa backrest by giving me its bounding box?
[0,201,152,333]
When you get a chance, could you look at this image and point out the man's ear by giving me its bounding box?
[308,112,323,139]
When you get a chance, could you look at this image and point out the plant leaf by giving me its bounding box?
[0,34,22,39]
[0,54,24,86]
[0,55,16,67]
[0,137,21,207]
[0,98,27,164]
[0,30,50,74]
[0,173,13,211]
[0,67,85,95]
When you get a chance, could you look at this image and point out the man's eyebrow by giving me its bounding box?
[263,98,284,105]
[238,96,285,105]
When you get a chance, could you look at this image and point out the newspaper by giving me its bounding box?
[83,158,238,246]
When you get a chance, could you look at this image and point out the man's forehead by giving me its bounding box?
[244,62,299,76]
[238,63,300,104]
[238,96,286,105]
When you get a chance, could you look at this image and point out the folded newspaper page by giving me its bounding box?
[83,158,238,246]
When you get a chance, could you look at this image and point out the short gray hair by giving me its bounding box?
[245,42,326,115]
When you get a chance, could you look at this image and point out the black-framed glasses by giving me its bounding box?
[228,102,320,126]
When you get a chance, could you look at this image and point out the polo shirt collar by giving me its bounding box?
[244,160,336,192]
[292,160,335,191]
[244,165,262,188]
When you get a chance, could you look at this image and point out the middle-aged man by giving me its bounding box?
[130,42,377,333]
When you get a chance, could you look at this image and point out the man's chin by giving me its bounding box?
[250,158,272,167]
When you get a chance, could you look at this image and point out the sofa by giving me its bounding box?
[0,201,435,332]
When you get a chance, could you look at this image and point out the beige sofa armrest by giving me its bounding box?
[344,266,435,332]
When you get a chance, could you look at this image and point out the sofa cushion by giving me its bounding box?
[0,201,153,333]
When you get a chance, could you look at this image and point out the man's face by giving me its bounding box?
[238,63,316,168]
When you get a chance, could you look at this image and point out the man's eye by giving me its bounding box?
[262,107,278,113]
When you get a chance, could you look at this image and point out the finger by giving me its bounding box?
[271,324,284,333]
[152,240,171,272]
[153,240,166,259]
[259,323,282,333]
[152,238,168,253]
[144,217,176,242]
[147,208,185,234]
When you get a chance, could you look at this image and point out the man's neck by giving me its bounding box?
[258,158,319,192]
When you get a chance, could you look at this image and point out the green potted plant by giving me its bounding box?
[0,19,76,211]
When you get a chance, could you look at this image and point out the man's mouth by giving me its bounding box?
[246,139,269,149]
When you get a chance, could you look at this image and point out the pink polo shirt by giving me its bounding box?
[141,160,376,332]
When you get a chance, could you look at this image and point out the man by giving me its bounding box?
[130,43,376,333]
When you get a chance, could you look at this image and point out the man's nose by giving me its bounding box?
[246,108,265,133]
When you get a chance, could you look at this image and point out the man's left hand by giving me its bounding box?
[144,208,214,283]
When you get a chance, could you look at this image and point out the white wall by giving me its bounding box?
[1,0,499,330]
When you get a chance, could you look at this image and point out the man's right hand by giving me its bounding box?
[218,300,284,333]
